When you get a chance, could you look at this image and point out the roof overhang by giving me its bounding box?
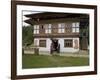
[24,12,89,25]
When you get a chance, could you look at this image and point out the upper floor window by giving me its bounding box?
[58,23,65,33]
[72,22,80,33]
[45,24,51,34]
[33,25,39,34]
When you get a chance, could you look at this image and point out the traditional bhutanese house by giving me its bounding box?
[24,12,89,53]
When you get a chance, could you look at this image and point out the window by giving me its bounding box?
[72,22,79,33]
[39,40,46,47]
[33,25,39,34]
[58,23,65,33]
[45,24,51,34]
[64,39,73,47]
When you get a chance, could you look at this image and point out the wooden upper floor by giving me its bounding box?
[33,22,80,38]
[24,12,89,38]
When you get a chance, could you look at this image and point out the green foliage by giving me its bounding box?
[80,21,89,36]
[80,25,89,45]
[80,26,89,37]
[22,26,33,46]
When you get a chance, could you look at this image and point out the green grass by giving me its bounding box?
[22,54,89,69]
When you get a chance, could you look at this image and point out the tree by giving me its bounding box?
[22,26,33,46]
[80,21,89,45]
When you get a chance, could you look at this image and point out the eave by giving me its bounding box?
[24,12,89,25]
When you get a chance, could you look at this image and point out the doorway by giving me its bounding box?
[53,39,58,51]
[50,39,60,54]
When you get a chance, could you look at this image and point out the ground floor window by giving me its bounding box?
[64,39,73,47]
[39,40,46,47]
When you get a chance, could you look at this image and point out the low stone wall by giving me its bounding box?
[23,47,39,55]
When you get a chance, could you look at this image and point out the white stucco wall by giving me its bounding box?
[34,37,79,53]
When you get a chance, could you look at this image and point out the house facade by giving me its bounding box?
[24,12,89,53]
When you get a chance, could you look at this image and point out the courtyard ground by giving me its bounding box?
[22,51,89,69]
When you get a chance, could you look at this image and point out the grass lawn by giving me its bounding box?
[22,54,89,69]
